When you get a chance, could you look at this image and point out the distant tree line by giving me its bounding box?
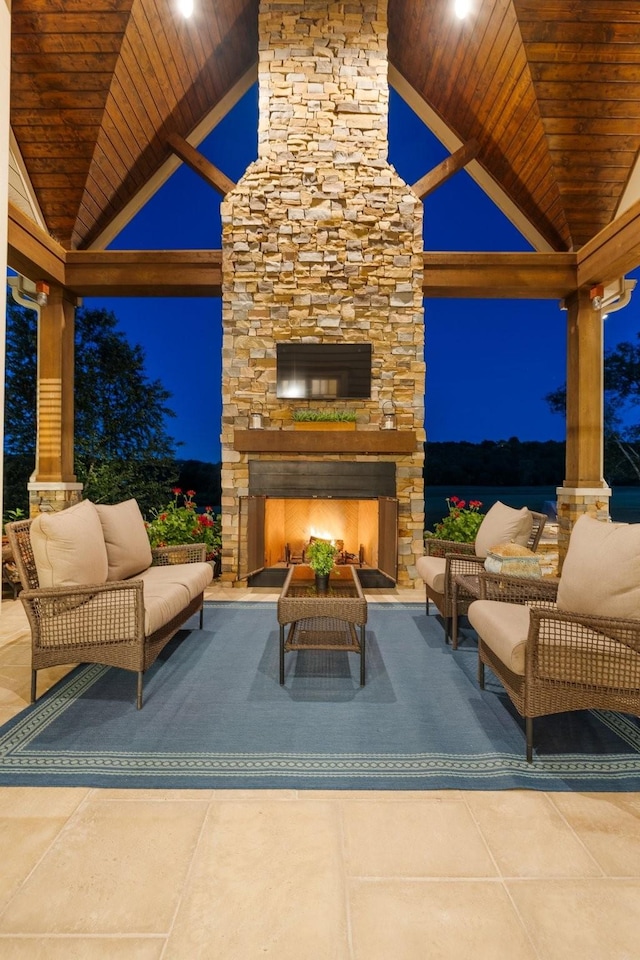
[425,438,565,486]
[426,436,640,487]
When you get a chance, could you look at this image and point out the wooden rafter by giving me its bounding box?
[577,198,640,288]
[166,133,236,197]
[411,140,479,201]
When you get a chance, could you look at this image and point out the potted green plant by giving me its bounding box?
[306,539,339,591]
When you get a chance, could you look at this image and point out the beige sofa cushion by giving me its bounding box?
[137,563,213,634]
[416,555,446,593]
[468,600,531,675]
[31,499,108,589]
[95,499,152,581]
[474,501,533,558]
[557,514,640,619]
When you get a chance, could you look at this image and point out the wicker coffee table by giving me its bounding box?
[277,564,368,686]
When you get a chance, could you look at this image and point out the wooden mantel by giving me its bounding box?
[233,429,418,454]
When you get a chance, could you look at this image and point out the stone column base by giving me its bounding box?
[556,485,612,570]
[28,482,84,517]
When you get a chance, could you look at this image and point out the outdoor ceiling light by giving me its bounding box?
[454,0,471,18]
[178,0,194,17]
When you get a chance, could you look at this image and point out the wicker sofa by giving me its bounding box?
[6,498,213,708]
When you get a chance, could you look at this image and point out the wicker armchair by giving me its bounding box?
[417,509,547,644]
[470,568,640,762]
[6,514,211,709]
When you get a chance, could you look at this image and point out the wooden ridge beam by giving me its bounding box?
[7,201,66,285]
[65,250,222,297]
[577,198,640,287]
[412,140,479,200]
[166,133,236,197]
[423,252,578,299]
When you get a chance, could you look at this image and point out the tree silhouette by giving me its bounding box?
[4,303,178,515]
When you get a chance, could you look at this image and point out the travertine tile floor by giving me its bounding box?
[0,582,639,958]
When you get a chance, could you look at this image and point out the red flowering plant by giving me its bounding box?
[425,495,485,543]
[145,488,222,561]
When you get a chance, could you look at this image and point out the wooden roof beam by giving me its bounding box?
[64,250,222,297]
[577,198,640,288]
[412,140,479,200]
[62,249,576,299]
[7,201,66,285]
[423,252,577,299]
[166,133,236,197]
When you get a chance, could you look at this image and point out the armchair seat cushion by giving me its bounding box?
[416,555,446,593]
[468,599,531,675]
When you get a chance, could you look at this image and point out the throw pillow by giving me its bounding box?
[557,514,640,619]
[474,501,533,558]
[30,499,108,589]
[95,499,153,581]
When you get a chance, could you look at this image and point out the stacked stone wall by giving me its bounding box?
[220,0,426,587]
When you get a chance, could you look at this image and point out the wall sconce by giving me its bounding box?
[248,401,264,430]
[381,401,397,430]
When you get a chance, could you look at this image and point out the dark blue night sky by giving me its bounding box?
[87,85,640,463]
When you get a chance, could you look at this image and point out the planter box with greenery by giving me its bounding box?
[292,409,357,431]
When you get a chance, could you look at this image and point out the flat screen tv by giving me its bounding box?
[276,342,372,400]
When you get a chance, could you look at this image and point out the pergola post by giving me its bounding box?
[28,283,82,515]
[556,287,611,565]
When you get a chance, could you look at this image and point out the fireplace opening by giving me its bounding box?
[264,497,379,569]
[240,493,398,588]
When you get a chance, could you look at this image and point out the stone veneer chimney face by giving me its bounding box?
[220,0,426,587]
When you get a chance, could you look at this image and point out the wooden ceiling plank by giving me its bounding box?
[538,98,640,119]
[139,0,196,132]
[12,0,132,10]
[518,20,640,44]
[455,0,513,131]
[515,1,640,22]
[544,116,640,136]
[12,34,124,55]
[149,0,209,118]
[10,71,114,93]
[526,41,640,65]
[12,12,131,35]
[530,62,640,83]
[437,0,495,117]
[11,52,121,73]
[461,18,523,137]
[532,80,640,101]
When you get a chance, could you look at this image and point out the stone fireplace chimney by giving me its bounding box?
[220,0,425,587]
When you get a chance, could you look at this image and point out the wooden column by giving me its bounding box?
[557,287,611,564]
[28,284,83,514]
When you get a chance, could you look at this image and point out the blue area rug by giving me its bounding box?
[0,601,639,790]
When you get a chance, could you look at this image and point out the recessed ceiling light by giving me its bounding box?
[454,0,471,18]
[178,0,194,17]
